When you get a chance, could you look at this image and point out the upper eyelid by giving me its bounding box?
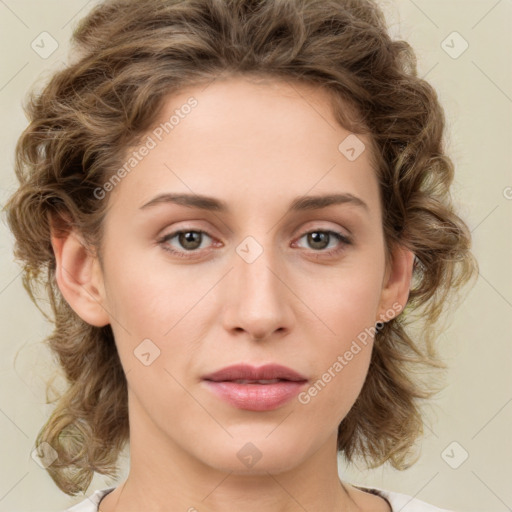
[162,218,352,237]
[161,226,351,247]
[162,225,348,237]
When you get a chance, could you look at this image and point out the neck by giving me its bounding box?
[99,393,363,512]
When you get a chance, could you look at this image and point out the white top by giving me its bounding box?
[63,484,454,511]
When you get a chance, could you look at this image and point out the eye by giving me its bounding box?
[157,227,352,260]
[293,229,352,257]
[158,229,215,258]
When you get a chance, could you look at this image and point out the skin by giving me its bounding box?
[51,75,414,512]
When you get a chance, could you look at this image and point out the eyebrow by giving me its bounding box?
[139,192,369,213]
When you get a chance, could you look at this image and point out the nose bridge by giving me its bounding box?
[224,233,291,339]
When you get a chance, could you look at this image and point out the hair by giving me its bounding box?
[3,0,477,497]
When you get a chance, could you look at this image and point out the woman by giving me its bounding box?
[3,0,477,510]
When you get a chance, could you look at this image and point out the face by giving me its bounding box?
[75,76,410,475]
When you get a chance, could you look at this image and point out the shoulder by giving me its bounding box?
[62,487,116,512]
[62,484,454,512]
[354,484,455,512]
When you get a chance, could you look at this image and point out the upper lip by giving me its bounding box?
[202,363,308,382]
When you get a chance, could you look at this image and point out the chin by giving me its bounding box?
[193,435,304,475]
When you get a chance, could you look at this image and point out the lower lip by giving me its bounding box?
[202,380,307,411]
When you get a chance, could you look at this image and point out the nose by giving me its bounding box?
[222,241,293,342]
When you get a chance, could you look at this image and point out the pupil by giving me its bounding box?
[180,231,201,250]
[309,232,328,250]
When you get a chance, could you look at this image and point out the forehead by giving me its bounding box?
[107,75,380,217]
[151,74,367,150]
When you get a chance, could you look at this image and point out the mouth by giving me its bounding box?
[202,363,308,382]
[220,378,291,384]
[201,364,308,411]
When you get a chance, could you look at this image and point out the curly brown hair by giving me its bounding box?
[3,0,477,497]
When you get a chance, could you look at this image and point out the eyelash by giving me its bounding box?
[157,228,352,260]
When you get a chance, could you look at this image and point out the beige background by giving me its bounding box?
[0,1,511,511]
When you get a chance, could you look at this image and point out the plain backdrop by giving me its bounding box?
[0,1,511,511]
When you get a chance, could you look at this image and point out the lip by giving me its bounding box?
[202,363,307,382]
[202,363,308,411]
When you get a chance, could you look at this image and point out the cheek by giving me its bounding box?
[296,337,373,442]
[299,264,383,404]
[103,247,198,331]
[298,314,374,427]
[308,264,384,340]
[101,248,222,389]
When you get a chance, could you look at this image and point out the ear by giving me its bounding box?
[49,213,110,327]
[377,244,415,323]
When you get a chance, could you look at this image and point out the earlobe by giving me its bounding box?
[377,245,415,323]
[50,216,110,327]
